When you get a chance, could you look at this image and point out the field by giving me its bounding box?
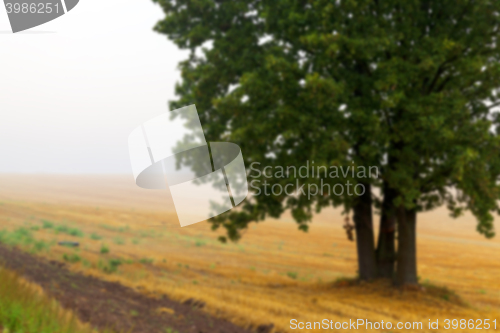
[0,174,499,333]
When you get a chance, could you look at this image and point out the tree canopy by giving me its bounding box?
[153,0,500,285]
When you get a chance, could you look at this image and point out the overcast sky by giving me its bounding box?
[0,0,188,173]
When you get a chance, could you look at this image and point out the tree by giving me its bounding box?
[152,0,500,286]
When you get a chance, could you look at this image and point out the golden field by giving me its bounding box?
[0,174,498,333]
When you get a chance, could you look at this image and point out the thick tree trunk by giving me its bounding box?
[396,207,418,286]
[352,183,377,280]
[376,183,396,278]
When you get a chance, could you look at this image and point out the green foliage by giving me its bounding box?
[153,0,500,240]
[100,244,110,254]
[113,237,125,245]
[55,225,69,233]
[286,272,298,280]
[32,240,50,253]
[139,258,153,265]
[51,224,83,237]
[165,328,179,333]
[68,228,84,237]
[90,233,102,240]
[99,259,123,274]
[41,220,54,229]
[0,228,50,253]
[138,230,155,238]
[100,224,129,233]
[62,253,81,263]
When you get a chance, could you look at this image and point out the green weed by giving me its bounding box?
[100,225,129,233]
[100,244,110,254]
[113,237,125,245]
[90,233,102,240]
[62,254,81,263]
[99,259,123,274]
[68,228,84,237]
[0,228,50,253]
[41,220,54,229]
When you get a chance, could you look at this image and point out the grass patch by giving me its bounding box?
[100,225,129,233]
[138,230,155,238]
[139,258,153,265]
[286,272,298,279]
[99,259,123,274]
[55,225,69,233]
[90,233,102,240]
[0,228,50,253]
[54,225,84,237]
[41,220,54,229]
[100,244,110,254]
[32,240,50,253]
[0,266,99,333]
[62,253,81,264]
[113,237,125,245]
[68,228,84,237]
[421,281,466,305]
[165,328,178,333]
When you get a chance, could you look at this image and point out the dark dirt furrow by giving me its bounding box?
[0,245,253,333]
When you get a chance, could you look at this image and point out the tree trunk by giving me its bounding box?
[376,183,396,278]
[396,207,418,286]
[352,182,377,280]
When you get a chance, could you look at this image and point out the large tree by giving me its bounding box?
[153,0,500,286]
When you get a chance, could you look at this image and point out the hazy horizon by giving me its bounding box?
[0,0,188,175]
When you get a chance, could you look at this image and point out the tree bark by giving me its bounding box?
[396,207,418,286]
[352,182,377,280]
[376,182,396,278]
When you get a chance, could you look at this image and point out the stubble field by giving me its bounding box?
[0,174,498,333]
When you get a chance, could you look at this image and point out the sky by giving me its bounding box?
[0,0,189,173]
